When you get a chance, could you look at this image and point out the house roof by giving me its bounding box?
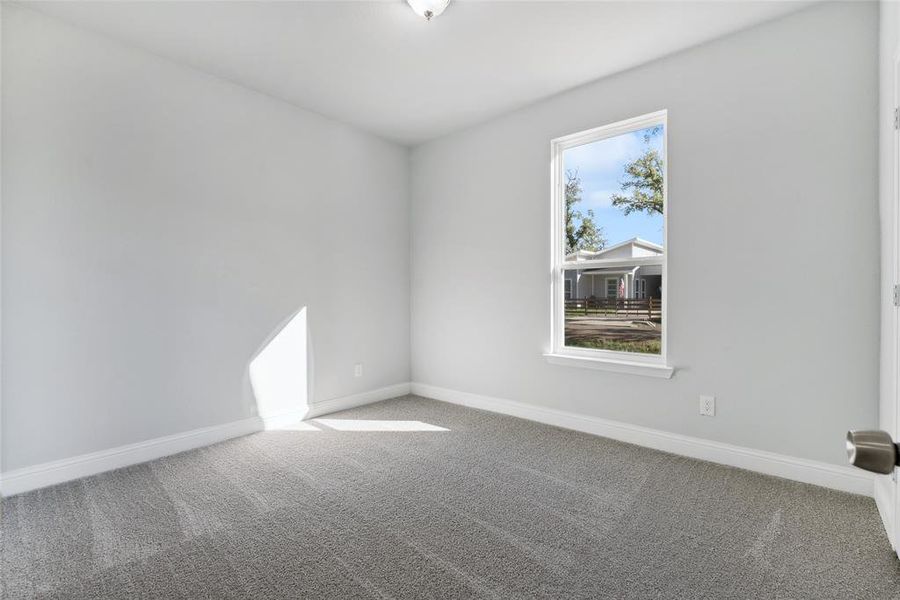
[565,237,663,261]
[595,237,663,256]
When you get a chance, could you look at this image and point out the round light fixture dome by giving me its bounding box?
[407,0,450,21]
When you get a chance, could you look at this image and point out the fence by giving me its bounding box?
[565,297,660,320]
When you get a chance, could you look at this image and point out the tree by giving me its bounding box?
[641,125,663,143]
[574,209,605,251]
[565,170,607,253]
[610,148,664,217]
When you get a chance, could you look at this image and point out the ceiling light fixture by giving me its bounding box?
[407,0,450,21]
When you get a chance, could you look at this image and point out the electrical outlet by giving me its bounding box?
[354,363,363,378]
[699,395,715,417]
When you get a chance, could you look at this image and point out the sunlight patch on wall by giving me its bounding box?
[249,307,310,428]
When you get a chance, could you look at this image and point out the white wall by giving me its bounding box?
[411,2,879,466]
[0,2,882,477]
[1,6,410,472]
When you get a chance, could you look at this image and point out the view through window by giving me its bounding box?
[553,112,666,358]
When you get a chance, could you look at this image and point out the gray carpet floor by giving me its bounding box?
[2,395,899,599]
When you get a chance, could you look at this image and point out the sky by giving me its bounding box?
[563,126,664,247]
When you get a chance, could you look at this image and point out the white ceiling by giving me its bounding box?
[25,1,813,145]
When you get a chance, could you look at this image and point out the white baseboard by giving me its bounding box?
[410,382,874,497]
[305,382,411,419]
[0,382,411,497]
[4,381,868,499]
[0,417,261,498]
[874,476,896,551]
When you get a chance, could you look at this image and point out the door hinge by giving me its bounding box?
[893,284,900,307]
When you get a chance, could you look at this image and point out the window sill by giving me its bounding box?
[543,353,674,379]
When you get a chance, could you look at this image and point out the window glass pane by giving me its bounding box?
[560,123,664,356]
[564,266,662,354]
[563,125,664,264]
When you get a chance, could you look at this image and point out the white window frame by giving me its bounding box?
[545,110,672,378]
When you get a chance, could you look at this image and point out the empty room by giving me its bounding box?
[3,0,900,597]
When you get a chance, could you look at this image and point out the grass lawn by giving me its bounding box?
[566,337,661,354]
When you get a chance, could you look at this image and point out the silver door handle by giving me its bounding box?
[846,430,899,475]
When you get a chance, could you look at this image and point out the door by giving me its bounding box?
[868,55,900,555]
[634,279,646,299]
[889,55,900,555]
[605,277,618,299]
[851,51,900,557]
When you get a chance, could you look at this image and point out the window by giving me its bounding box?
[547,111,670,377]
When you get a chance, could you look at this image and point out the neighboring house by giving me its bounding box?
[564,237,663,300]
